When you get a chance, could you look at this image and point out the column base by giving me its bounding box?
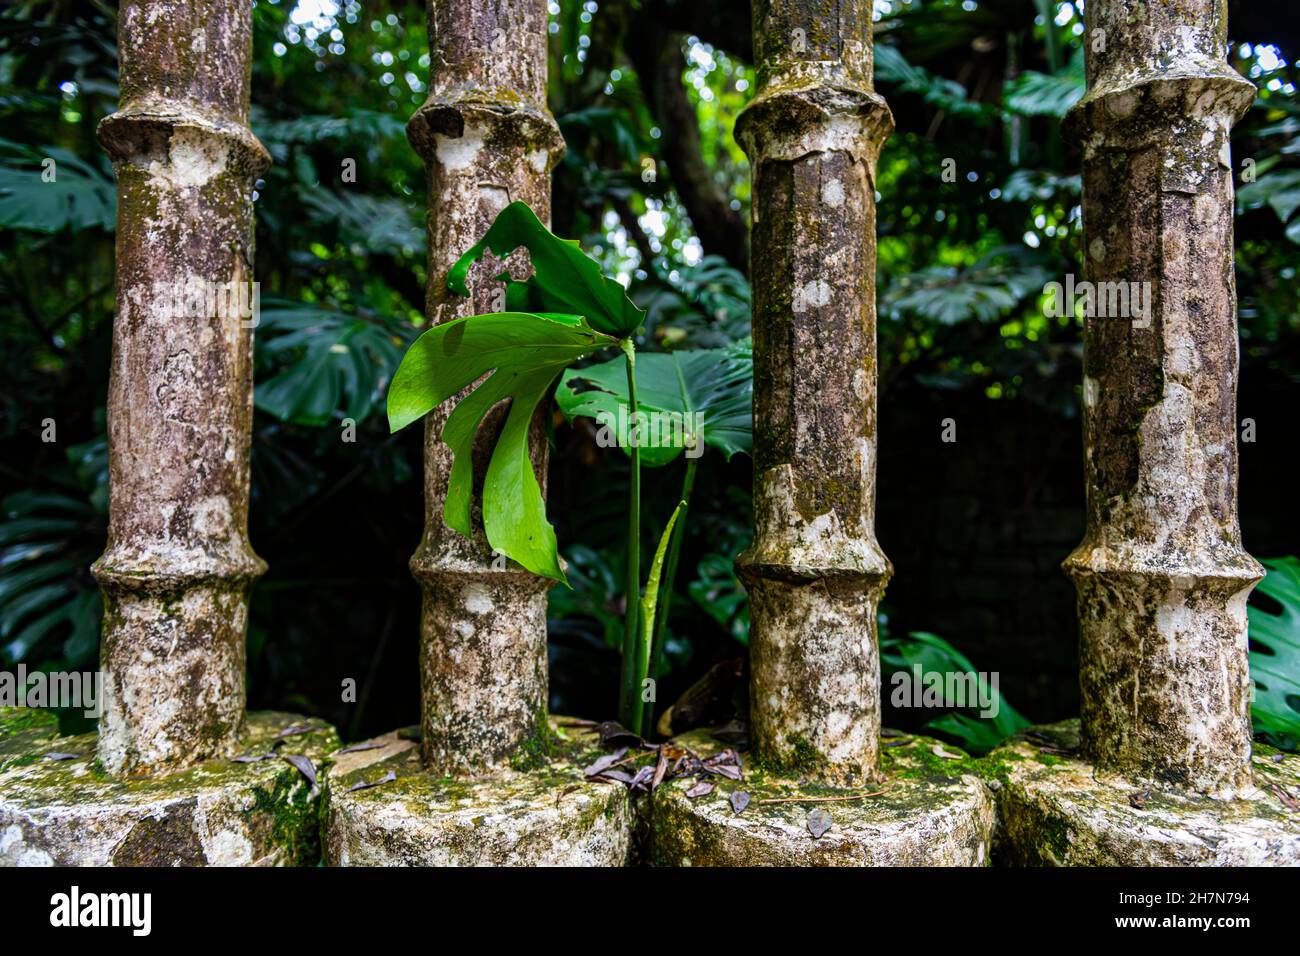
[0,708,339,866]
[991,720,1300,865]
[650,729,994,866]
[323,718,633,866]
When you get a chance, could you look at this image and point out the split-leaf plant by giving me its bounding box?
[556,342,751,732]
[387,201,750,737]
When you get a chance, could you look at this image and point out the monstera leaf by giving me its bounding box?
[448,201,645,338]
[1249,556,1300,745]
[555,340,752,467]
[389,202,648,583]
[388,312,616,582]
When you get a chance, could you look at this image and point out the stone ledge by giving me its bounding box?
[650,729,995,866]
[0,708,339,866]
[323,719,632,866]
[991,720,1300,866]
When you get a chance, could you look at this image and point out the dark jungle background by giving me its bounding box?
[2,0,1298,750]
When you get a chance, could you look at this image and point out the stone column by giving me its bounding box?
[93,0,268,776]
[406,0,565,774]
[735,0,893,787]
[1063,0,1261,794]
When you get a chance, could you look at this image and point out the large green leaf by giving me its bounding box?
[448,201,645,338]
[388,311,617,582]
[0,140,115,233]
[1249,556,1300,745]
[256,302,412,426]
[555,341,752,467]
[1003,51,1085,119]
[881,630,1031,755]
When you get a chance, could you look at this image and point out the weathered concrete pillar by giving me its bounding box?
[1061,0,1261,796]
[735,0,894,787]
[323,0,630,869]
[991,2,1300,866]
[650,1,994,866]
[1,6,341,865]
[92,0,268,776]
[404,0,566,775]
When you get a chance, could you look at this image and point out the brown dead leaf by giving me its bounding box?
[685,779,715,798]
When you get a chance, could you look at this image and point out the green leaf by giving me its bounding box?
[0,140,115,233]
[1249,556,1300,744]
[638,500,686,686]
[556,341,752,467]
[881,630,1031,754]
[256,302,411,426]
[387,311,617,581]
[447,201,645,338]
[1003,52,1085,118]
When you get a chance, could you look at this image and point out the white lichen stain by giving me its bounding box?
[463,584,493,615]
[526,149,549,173]
[791,279,832,314]
[435,124,486,172]
[0,824,54,866]
[150,129,229,189]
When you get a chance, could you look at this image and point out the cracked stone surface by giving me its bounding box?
[0,709,338,867]
[91,0,269,775]
[1061,0,1262,795]
[735,0,895,787]
[992,721,1300,866]
[650,729,994,866]
[323,718,632,866]
[405,0,567,774]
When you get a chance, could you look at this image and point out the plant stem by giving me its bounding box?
[642,454,697,735]
[617,338,642,733]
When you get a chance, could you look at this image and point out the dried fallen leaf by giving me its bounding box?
[44,752,78,761]
[707,763,743,781]
[1128,789,1150,809]
[335,742,383,755]
[882,740,909,749]
[346,770,397,793]
[629,765,655,791]
[807,807,832,839]
[931,744,964,760]
[652,750,669,791]
[281,753,317,788]
[596,721,642,747]
[276,724,313,739]
[730,791,750,815]
[584,746,629,778]
[685,779,715,798]
[232,752,276,763]
[596,769,635,785]
[1271,784,1300,812]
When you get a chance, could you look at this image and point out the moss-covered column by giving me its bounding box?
[735,0,893,787]
[91,0,268,776]
[406,0,565,774]
[1063,0,1261,794]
